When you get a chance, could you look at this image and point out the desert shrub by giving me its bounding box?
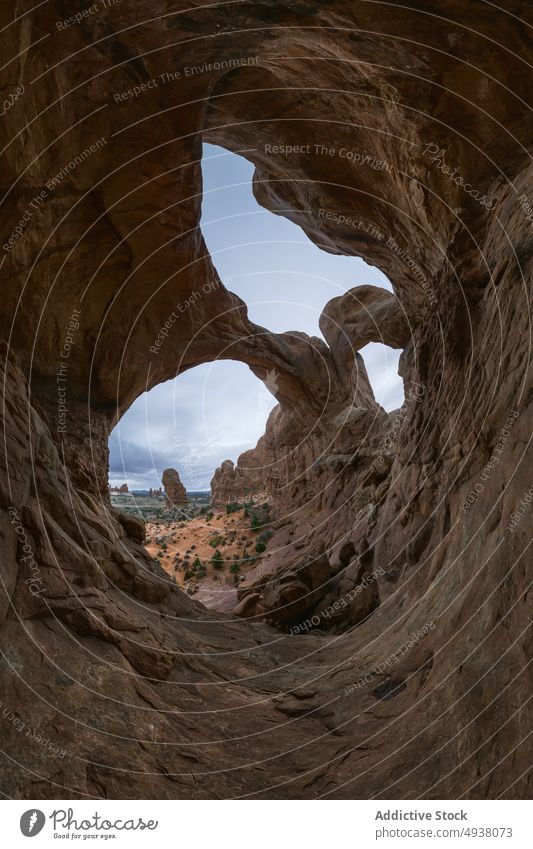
[229,562,240,575]
[249,503,271,531]
[209,534,225,547]
[211,549,224,569]
[184,569,194,581]
[258,530,273,545]
[255,541,266,553]
[243,500,255,517]
[226,501,242,515]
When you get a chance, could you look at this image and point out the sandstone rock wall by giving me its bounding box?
[0,0,530,800]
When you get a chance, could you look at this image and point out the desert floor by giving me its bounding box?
[145,501,272,610]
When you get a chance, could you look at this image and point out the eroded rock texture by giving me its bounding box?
[0,0,531,799]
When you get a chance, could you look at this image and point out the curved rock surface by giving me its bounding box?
[0,0,530,800]
[320,285,410,353]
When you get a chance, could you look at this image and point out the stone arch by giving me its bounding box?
[0,1,530,800]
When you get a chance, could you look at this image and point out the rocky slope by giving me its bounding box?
[0,0,531,799]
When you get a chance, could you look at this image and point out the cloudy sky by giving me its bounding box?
[109,144,403,491]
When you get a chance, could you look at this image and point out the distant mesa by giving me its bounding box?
[109,483,129,494]
[162,468,187,507]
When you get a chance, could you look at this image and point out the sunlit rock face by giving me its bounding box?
[0,1,531,799]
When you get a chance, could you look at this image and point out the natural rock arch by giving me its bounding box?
[0,1,530,800]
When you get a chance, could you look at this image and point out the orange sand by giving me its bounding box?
[145,508,266,609]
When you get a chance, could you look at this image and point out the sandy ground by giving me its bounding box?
[145,505,271,610]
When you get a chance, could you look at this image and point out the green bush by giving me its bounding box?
[255,541,266,553]
[184,569,194,581]
[209,534,225,548]
[249,503,271,532]
[226,501,242,514]
[211,549,224,569]
[192,556,203,571]
[258,530,273,545]
[229,562,240,575]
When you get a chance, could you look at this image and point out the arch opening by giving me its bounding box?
[108,144,407,612]
[109,143,405,493]
[200,142,406,410]
[109,360,277,494]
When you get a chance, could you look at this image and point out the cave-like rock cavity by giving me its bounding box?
[0,1,530,799]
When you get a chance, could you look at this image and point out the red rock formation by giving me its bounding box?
[109,483,129,494]
[210,457,262,508]
[162,468,187,507]
[0,0,530,800]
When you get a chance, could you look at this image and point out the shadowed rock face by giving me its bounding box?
[0,1,531,799]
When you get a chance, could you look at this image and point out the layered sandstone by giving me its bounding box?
[0,0,530,801]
